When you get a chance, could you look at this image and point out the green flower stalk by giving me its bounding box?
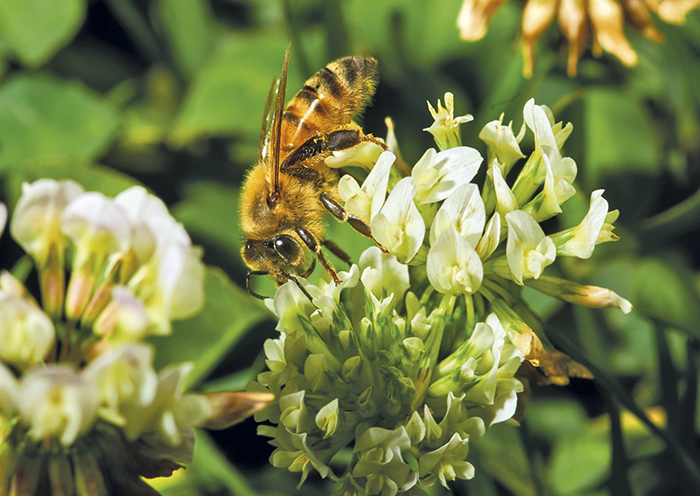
[250,96,632,494]
[0,182,271,495]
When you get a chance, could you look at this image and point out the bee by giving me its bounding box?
[240,46,386,299]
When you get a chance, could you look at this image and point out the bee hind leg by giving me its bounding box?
[319,192,388,253]
[295,226,341,285]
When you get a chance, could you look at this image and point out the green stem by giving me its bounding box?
[545,321,700,488]
[634,186,700,245]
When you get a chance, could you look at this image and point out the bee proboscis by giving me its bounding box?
[240,45,387,300]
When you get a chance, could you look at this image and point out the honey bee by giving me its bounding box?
[240,46,386,299]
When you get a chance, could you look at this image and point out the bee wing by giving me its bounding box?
[269,44,291,195]
[258,75,280,164]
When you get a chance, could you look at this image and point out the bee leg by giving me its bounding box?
[295,226,341,285]
[281,272,316,303]
[246,271,271,300]
[323,240,352,266]
[301,258,317,278]
[319,192,388,253]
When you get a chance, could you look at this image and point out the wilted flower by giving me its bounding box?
[456,0,700,76]
[251,94,631,493]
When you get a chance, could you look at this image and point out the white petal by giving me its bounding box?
[427,228,483,295]
[429,183,485,247]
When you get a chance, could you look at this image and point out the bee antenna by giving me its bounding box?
[271,43,291,199]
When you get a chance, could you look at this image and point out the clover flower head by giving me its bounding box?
[457,0,700,76]
[0,180,264,495]
[252,93,631,493]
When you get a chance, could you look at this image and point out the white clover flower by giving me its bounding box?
[479,113,526,171]
[84,343,158,426]
[128,218,205,335]
[114,186,170,264]
[527,144,577,221]
[338,151,395,223]
[418,433,474,488]
[475,213,501,260]
[429,183,485,247]
[437,393,486,442]
[372,178,425,264]
[463,314,524,426]
[505,210,556,285]
[266,278,320,334]
[552,189,613,258]
[0,361,18,416]
[359,246,410,302]
[94,286,150,341]
[411,147,482,205]
[0,203,7,238]
[10,179,84,267]
[423,92,474,151]
[61,192,132,270]
[0,294,55,370]
[523,99,572,157]
[18,365,99,447]
[325,140,385,170]
[121,362,210,446]
[489,159,518,218]
[427,228,483,295]
[353,426,416,496]
[598,209,620,244]
[262,425,331,486]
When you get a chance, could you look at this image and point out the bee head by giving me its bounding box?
[242,234,305,282]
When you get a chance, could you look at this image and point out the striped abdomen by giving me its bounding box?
[279,56,378,156]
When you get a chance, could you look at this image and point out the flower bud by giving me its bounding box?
[18,365,99,446]
[0,295,55,370]
[342,356,363,384]
[358,386,377,418]
[423,93,473,151]
[316,398,340,437]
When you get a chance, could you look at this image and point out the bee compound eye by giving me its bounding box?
[273,236,299,260]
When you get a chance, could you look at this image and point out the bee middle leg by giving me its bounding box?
[323,240,352,266]
[295,227,340,284]
[319,192,388,253]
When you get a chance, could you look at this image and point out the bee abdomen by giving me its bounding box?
[283,56,378,140]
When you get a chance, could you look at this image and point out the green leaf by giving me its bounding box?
[0,0,85,67]
[548,433,611,495]
[584,88,660,189]
[172,181,242,255]
[171,32,297,146]
[0,74,118,171]
[149,267,268,388]
[630,258,700,337]
[150,430,262,496]
[473,423,536,496]
[157,0,218,78]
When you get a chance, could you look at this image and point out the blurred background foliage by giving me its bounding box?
[0,0,699,495]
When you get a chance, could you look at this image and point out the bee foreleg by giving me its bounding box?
[295,226,341,285]
[319,192,388,253]
[246,271,271,300]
